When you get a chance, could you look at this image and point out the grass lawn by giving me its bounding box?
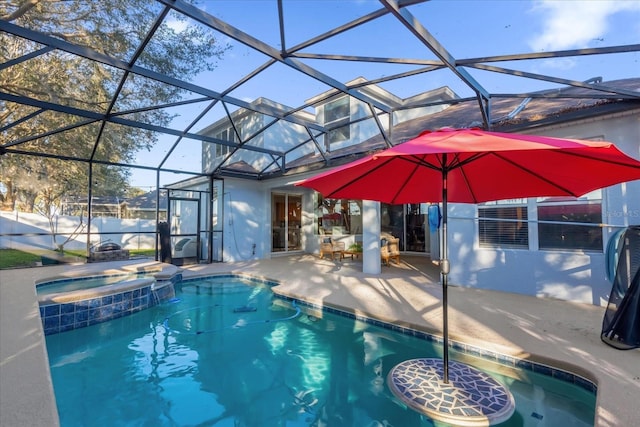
[0,249,43,269]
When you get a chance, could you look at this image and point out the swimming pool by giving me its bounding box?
[45,275,596,427]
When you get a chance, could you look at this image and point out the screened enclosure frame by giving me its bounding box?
[3,0,639,176]
[1,0,640,262]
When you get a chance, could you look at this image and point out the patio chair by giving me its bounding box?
[381,235,401,266]
[319,237,345,260]
[174,238,197,258]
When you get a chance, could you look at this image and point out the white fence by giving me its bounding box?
[0,211,157,252]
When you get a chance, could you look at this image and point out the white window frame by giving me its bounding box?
[478,199,529,249]
[536,191,603,252]
[214,127,237,158]
[323,96,351,148]
[475,191,604,252]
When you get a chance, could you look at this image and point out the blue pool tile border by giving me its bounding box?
[181,273,279,288]
[273,293,598,396]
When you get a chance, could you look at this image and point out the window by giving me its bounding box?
[478,199,528,248]
[477,192,603,251]
[534,135,605,252]
[326,124,351,145]
[537,192,602,251]
[323,97,351,147]
[316,195,361,235]
[214,128,236,157]
[324,97,350,123]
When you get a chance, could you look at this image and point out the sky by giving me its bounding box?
[129,0,640,189]
[527,0,640,51]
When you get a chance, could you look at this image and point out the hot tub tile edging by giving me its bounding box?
[39,273,181,335]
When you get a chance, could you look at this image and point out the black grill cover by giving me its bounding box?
[601,226,640,350]
[158,221,171,263]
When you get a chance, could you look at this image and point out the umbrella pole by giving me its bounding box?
[441,166,450,383]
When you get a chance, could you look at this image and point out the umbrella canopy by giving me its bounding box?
[298,127,640,204]
[297,127,640,383]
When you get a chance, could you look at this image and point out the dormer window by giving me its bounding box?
[324,96,351,147]
[215,128,237,158]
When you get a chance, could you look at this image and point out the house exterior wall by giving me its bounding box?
[200,101,312,175]
[316,92,454,153]
[219,177,268,262]
[201,112,266,175]
[262,120,313,164]
[217,173,364,263]
[216,110,638,306]
[192,78,639,307]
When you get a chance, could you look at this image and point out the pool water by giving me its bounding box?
[37,273,154,296]
[45,276,596,427]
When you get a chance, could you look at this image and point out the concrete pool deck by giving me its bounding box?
[1,255,638,426]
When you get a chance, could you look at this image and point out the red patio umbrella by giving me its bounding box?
[297,127,640,382]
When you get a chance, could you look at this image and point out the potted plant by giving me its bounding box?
[348,242,363,253]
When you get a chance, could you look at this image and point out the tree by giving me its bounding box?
[125,187,147,199]
[0,0,230,212]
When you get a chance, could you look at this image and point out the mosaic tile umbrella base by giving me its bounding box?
[388,358,515,426]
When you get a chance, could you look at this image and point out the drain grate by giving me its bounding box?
[531,412,544,420]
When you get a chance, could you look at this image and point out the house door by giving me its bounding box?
[271,193,302,253]
[405,203,429,253]
[381,203,432,254]
[168,195,200,266]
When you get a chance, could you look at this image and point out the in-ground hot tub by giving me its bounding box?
[37,265,181,335]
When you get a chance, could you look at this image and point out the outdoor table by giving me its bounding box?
[343,250,362,260]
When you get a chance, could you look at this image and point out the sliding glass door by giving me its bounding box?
[381,203,431,254]
[271,193,302,253]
